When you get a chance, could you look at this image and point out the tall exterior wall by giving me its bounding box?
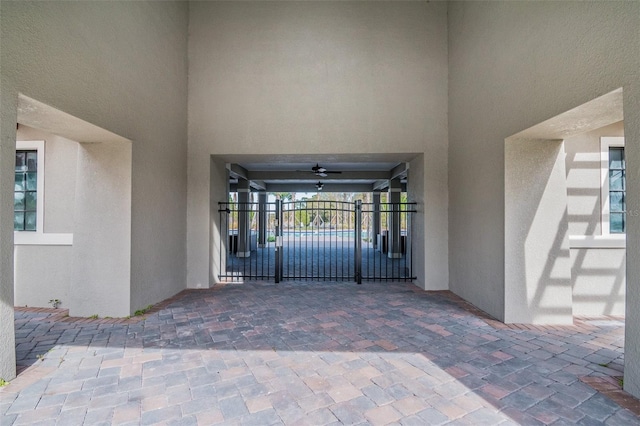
[0,1,189,378]
[187,1,449,289]
[448,1,639,396]
[565,122,626,316]
[14,126,77,309]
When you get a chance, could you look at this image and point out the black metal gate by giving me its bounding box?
[218,199,416,283]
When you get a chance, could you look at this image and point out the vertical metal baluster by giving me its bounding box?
[251,202,255,279]
[371,205,380,282]
[288,202,291,280]
[220,205,223,281]
[322,201,326,281]
[385,202,388,282]
[329,201,332,280]
[242,203,246,280]
[317,201,320,281]
[341,203,344,280]
[275,199,281,283]
[355,200,362,284]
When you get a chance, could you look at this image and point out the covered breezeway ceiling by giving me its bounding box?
[222,153,419,193]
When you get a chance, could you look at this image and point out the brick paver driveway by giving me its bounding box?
[1,281,638,425]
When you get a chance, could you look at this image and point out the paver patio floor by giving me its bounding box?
[1,281,638,425]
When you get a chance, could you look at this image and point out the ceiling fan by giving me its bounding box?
[301,163,343,178]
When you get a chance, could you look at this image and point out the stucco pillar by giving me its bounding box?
[623,86,640,399]
[236,179,251,258]
[388,178,402,259]
[70,141,132,317]
[0,90,18,381]
[372,191,381,250]
[504,139,573,324]
[258,191,267,248]
[208,157,228,286]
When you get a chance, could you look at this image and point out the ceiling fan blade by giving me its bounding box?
[324,170,342,174]
[317,172,328,177]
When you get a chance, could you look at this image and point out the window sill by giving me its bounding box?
[569,235,625,249]
[14,232,73,246]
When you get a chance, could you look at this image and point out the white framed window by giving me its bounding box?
[14,140,72,245]
[14,141,45,233]
[601,137,626,235]
[568,136,626,249]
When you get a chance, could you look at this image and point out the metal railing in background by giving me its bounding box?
[279,200,358,282]
[361,202,416,282]
[218,201,276,282]
[218,199,417,283]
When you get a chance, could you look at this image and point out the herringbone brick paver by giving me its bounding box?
[1,281,638,425]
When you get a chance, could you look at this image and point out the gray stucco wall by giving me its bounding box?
[0,1,188,379]
[448,0,639,397]
[16,126,77,233]
[187,1,449,290]
[14,126,77,309]
[565,121,626,316]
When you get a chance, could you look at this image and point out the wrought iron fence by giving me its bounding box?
[218,199,417,283]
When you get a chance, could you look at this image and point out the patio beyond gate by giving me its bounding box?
[218,199,416,283]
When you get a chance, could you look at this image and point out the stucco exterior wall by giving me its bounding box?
[16,126,77,233]
[14,246,72,309]
[187,1,449,289]
[0,1,188,379]
[13,126,77,309]
[565,121,626,316]
[0,82,18,382]
[505,139,572,324]
[570,249,625,316]
[448,0,639,397]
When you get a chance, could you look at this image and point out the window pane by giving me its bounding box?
[26,152,37,171]
[610,170,624,190]
[26,172,37,191]
[15,152,26,172]
[14,212,24,231]
[14,172,25,191]
[24,212,37,231]
[609,147,625,169]
[610,192,625,212]
[14,191,25,210]
[610,213,625,233]
[25,191,37,211]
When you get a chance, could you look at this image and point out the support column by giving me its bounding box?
[258,191,267,248]
[71,141,132,317]
[275,199,283,283]
[0,90,17,381]
[355,200,362,284]
[373,191,381,250]
[504,139,572,324]
[388,178,402,259]
[236,179,251,258]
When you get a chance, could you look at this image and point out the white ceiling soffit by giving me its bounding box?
[511,88,623,140]
[17,94,130,144]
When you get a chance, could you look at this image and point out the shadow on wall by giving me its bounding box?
[505,138,573,324]
[566,149,626,315]
[505,88,625,324]
[14,95,133,318]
